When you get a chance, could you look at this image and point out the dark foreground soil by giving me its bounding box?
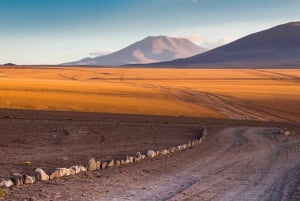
[0,109,299,201]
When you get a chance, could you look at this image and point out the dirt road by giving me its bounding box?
[6,125,300,201]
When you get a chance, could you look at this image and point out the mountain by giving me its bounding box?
[146,22,300,68]
[63,36,207,66]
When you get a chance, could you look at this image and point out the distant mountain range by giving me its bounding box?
[63,36,207,66]
[144,22,300,68]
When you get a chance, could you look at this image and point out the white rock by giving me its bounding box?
[70,165,81,174]
[96,160,101,170]
[147,150,156,158]
[115,160,121,166]
[35,168,49,181]
[24,175,35,184]
[141,154,146,160]
[101,162,108,169]
[88,158,97,171]
[107,160,115,168]
[79,166,87,172]
[161,149,168,155]
[284,131,291,136]
[66,168,76,176]
[50,168,67,180]
[3,180,14,188]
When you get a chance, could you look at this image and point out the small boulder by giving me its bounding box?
[23,175,35,184]
[70,165,81,174]
[101,161,108,169]
[161,149,168,155]
[96,160,101,170]
[284,131,291,136]
[115,160,121,166]
[121,160,126,165]
[66,168,76,176]
[128,156,134,163]
[88,158,97,171]
[107,160,115,168]
[141,154,146,160]
[79,166,87,172]
[147,150,156,158]
[50,168,67,180]
[34,168,49,181]
[11,173,23,187]
[3,180,14,188]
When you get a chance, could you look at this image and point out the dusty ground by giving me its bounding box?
[0,109,299,201]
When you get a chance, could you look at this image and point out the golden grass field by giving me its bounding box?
[0,66,299,122]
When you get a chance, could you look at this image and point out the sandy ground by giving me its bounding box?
[0,110,299,201]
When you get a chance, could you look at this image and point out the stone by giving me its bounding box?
[11,173,23,186]
[169,146,176,153]
[120,160,126,165]
[23,175,35,184]
[66,168,76,176]
[101,161,108,169]
[107,160,115,168]
[50,168,67,180]
[115,160,121,166]
[129,156,134,163]
[182,144,187,150]
[70,165,81,174]
[147,150,156,158]
[141,154,146,160]
[87,158,97,171]
[3,180,14,188]
[96,160,101,170]
[284,131,291,136]
[161,149,169,155]
[34,168,49,181]
[79,166,87,172]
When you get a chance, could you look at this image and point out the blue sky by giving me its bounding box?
[0,0,299,64]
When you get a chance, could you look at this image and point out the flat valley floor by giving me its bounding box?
[0,67,300,200]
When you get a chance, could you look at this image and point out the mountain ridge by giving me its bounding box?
[63,36,207,66]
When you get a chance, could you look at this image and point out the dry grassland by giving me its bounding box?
[0,67,299,122]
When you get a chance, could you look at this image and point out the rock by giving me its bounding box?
[136,152,142,158]
[120,160,126,165]
[3,180,14,188]
[107,160,115,168]
[115,160,121,166]
[50,168,67,180]
[34,168,49,181]
[156,151,160,156]
[70,165,81,174]
[23,175,35,184]
[96,160,101,170]
[87,158,97,171]
[66,168,76,176]
[169,146,176,153]
[134,156,140,162]
[161,149,168,155]
[284,131,291,136]
[71,166,80,174]
[0,180,4,187]
[141,154,146,160]
[127,156,134,163]
[11,173,23,187]
[79,166,87,172]
[147,150,156,158]
[182,144,187,150]
[177,145,182,151]
[101,161,108,169]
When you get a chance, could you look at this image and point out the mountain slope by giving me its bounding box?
[147,22,300,68]
[63,36,207,66]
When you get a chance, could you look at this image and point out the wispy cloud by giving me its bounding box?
[183,34,232,49]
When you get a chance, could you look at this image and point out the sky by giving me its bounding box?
[0,0,300,65]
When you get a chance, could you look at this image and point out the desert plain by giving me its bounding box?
[0,66,299,200]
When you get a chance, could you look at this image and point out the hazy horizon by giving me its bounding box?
[0,0,300,65]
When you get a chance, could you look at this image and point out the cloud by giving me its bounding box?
[202,37,232,49]
[183,34,232,49]
[89,51,111,57]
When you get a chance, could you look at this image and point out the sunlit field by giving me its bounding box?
[0,66,299,122]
